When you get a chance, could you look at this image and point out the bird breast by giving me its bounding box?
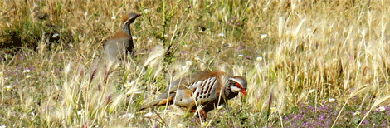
[104,37,130,60]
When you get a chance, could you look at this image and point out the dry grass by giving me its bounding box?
[1,0,390,127]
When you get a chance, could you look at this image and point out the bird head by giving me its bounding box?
[227,76,247,96]
[123,12,141,24]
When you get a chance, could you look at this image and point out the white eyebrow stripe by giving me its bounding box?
[228,77,242,87]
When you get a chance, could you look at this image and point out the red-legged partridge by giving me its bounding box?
[139,71,247,120]
[104,12,141,61]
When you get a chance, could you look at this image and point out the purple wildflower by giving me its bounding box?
[308,106,315,112]
[302,122,310,127]
[361,120,368,125]
[385,106,390,111]
[284,116,289,120]
[246,56,251,60]
[29,66,35,71]
[325,121,330,127]
[319,114,325,120]
[318,106,329,111]
[301,109,306,114]
[295,113,304,120]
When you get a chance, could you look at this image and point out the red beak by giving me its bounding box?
[241,89,247,96]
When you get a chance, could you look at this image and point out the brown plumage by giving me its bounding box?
[104,12,141,61]
[139,71,247,120]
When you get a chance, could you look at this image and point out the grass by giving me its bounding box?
[1,0,390,127]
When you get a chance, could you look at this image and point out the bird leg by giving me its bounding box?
[200,109,207,121]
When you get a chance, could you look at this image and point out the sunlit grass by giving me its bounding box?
[1,0,390,127]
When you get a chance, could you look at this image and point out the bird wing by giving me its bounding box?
[139,71,227,110]
[174,71,227,108]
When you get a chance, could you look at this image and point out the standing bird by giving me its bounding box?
[104,12,141,61]
[139,71,247,120]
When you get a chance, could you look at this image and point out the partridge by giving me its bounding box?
[139,71,247,120]
[104,12,141,61]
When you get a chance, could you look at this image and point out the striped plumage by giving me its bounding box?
[104,12,141,61]
[139,71,247,120]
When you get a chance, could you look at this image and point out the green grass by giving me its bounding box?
[1,0,390,127]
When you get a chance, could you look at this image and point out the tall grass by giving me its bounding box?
[1,0,390,127]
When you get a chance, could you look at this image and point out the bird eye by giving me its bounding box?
[235,83,242,89]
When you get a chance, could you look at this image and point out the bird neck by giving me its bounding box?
[223,79,240,100]
[122,23,132,37]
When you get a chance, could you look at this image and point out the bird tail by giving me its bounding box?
[138,100,159,111]
[138,96,174,111]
